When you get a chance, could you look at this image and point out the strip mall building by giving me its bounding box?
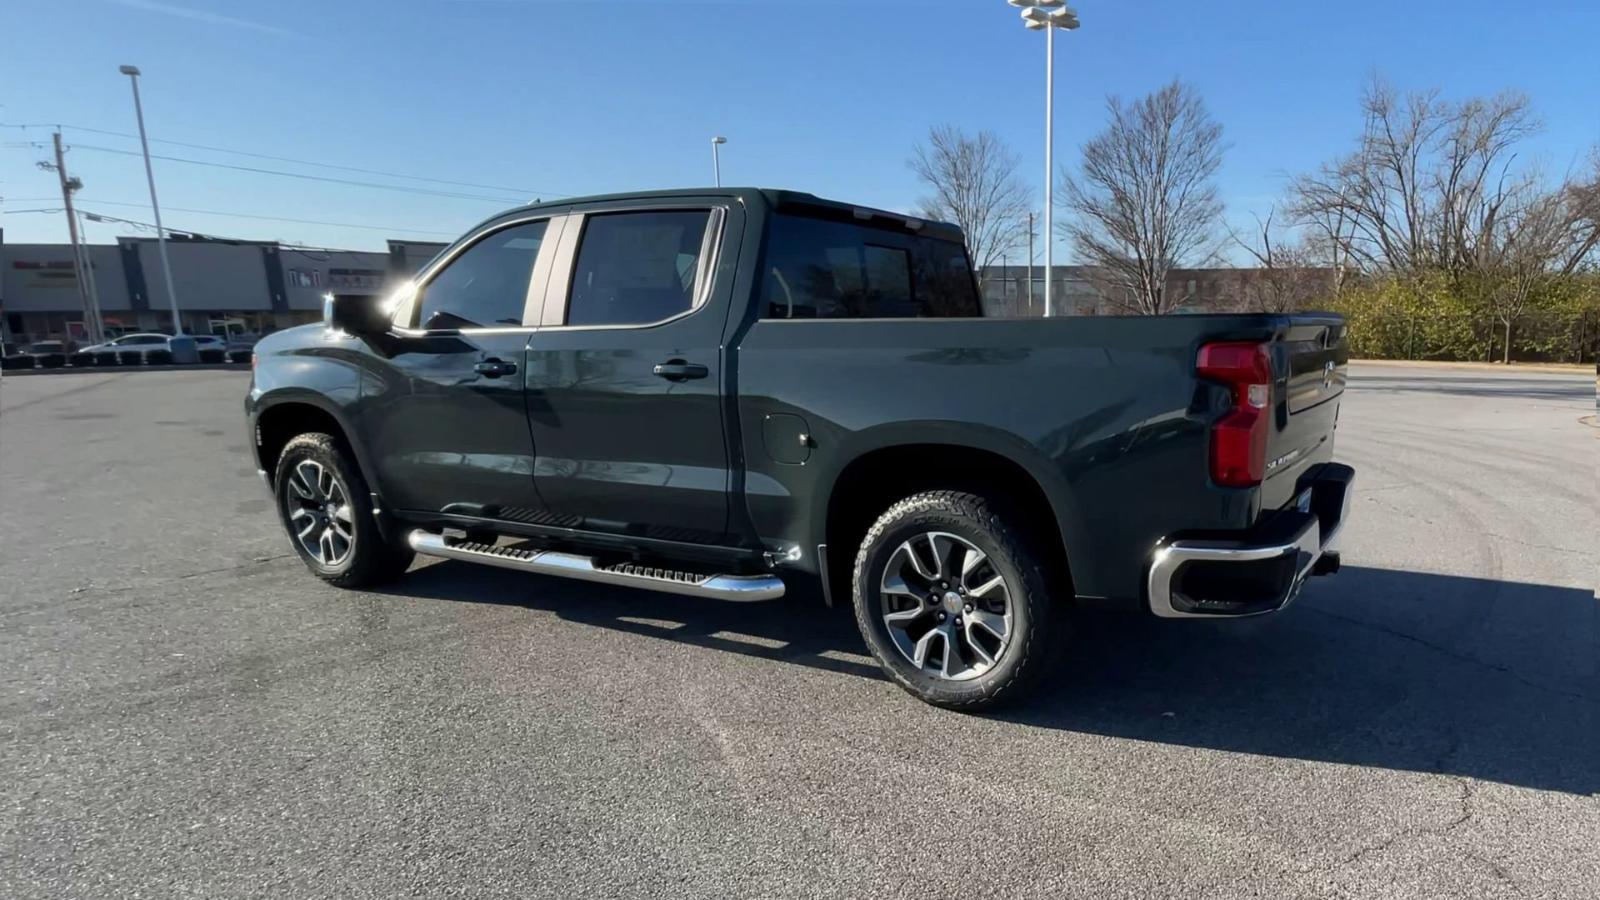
[0,229,446,345]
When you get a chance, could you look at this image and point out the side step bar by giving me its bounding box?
[407,531,785,602]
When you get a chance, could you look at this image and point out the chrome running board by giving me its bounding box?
[407,531,785,602]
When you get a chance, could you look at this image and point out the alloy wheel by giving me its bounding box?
[879,531,1014,681]
[285,459,355,567]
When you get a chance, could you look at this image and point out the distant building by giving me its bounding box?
[978,264,1336,316]
[0,228,447,344]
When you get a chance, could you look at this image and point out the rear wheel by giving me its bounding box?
[852,490,1061,710]
[274,432,413,588]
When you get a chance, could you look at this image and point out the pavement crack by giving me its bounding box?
[1477,532,1590,556]
[0,373,133,413]
[174,553,295,580]
[1340,780,1475,867]
[1360,494,1437,527]
[1307,607,1600,706]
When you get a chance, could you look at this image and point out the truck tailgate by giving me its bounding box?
[1263,319,1348,508]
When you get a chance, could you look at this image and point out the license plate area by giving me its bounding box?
[1294,488,1313,514]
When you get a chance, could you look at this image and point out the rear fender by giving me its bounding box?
[812,421,1085,579]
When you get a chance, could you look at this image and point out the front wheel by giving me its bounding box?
[851,490,1062,710]
[274,432,413,588]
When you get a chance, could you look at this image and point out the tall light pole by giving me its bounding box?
[711,136,727,187]
[119,64,184,337]
[1007,0,1079,317]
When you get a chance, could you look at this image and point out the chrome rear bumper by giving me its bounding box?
[1148,463,1354,618]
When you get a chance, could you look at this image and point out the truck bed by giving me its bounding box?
[733,312,1348,606]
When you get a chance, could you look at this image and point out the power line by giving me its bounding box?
[6,205,408,255]
[1,121,571,198]
[3,194,458,235]
[65,143,531,203]
[62,198,459,236]
[75,209,369,254]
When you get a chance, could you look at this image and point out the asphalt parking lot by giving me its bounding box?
[2,362,1595,899]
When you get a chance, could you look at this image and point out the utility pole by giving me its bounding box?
[1026,212,1036,314]
[78,212,107,341]
[50,132,102,344]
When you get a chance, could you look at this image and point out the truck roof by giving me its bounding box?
[502,188,967,244]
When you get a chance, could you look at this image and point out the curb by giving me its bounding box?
[1,363,250,377]
[1351,359,1592,374]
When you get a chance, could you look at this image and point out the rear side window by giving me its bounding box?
[417,220,548,330]
[760,213,980,319]
[566,210,713,327]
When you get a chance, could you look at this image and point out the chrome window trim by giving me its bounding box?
[389,212,561,335]
[692,207,726,310]
[538,204,729,333]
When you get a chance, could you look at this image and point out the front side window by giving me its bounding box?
[416,220,548,330]
[566,210,712,327]
[760,213,981,319]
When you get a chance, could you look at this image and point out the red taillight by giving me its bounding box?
[1197,341,1272,487]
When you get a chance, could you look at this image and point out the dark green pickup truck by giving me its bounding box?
[246,188,1354,709]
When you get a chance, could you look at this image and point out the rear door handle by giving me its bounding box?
[473,358,518,378]
[652,360,709,381]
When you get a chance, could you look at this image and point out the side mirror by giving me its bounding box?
[323,293,392,337]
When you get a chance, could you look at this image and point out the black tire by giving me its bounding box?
[274,432,413,588]
[851,490,1062,710]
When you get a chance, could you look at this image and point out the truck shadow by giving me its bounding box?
[382,562,1598,796]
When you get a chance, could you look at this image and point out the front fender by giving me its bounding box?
[248,340,382,501]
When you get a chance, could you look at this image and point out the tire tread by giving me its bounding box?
[275,432,412,589]
[851,489,1062,710]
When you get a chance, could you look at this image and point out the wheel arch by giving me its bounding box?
[252,391,380,500]
[816,427,1078,605]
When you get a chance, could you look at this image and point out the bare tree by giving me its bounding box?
[909,126,1029,272]
[1478,159,1600,361]
[1230,209,1335,313]
[1298,201,1359,298]
[1552,149,1600,275]
[1058,80,1225,315]
[1288,77,1540,278]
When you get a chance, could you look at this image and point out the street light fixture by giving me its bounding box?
[711,136,727,187]
[1005,0,1080,317]
[119,64,186,340]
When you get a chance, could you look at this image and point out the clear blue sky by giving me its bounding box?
[3,0,1597,259]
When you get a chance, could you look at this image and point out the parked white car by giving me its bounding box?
[81,333,229,355]
[80,333,171,354]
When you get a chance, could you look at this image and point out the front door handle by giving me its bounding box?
[473,358,518,378]
[652,360,709,381]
